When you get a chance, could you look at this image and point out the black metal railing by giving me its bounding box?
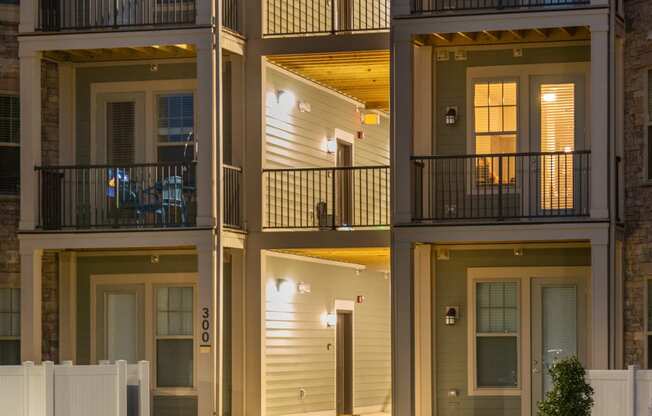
[37,0,195,31]
[262,166,389,229]
[412,151,590,222]
[264,0,389,36]
[223,0,241,33]
[36,162,196,229]
[412,0,589,14]
[224,165,242,229]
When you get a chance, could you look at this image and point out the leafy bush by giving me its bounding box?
[537,356,594,416]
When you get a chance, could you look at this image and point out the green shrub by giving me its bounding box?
[537,356,594,416]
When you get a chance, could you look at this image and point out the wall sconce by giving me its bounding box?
[445,306,458,326]
[514,247,524,257]
[445,107,458,126]
[276,278,296,296]
[150,254,160,264]
[276,90,296,112]
[361,112,380,126]
[325,313,337,327]
[326,138,338,154]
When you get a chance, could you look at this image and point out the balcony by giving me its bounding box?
[37,0,196,31]
[411,151,590,223]
[36,161,197,230]
[262,166,390,230]
[264,0,389,36]
[412,0,590,15]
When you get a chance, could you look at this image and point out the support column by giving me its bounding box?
[591,241,610,369]
[58,63,75,166]
[19,0,35,32]
[19,50,42,230]
[392,33,414,225]
[197,236,220,416]
[243,54,265,232]
[58,252,77,363]
[392,240,414,416]
[590,27,610,220]
[229,249,245,416]
[414,245,432,416]
[20,248,43,363]
[244,245,263,416]
[196,40,218,228]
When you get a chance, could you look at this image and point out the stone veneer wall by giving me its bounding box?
[623,0,652,367]
[0,6,60,362]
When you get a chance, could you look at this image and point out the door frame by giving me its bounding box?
[467,266,590,416]
[334,299,355,414]
[89,272,198,397]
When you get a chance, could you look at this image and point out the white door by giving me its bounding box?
[95,284,145,363]
[531,277,587,414]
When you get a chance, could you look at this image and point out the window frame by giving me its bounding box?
[0,286,20,366]
[469,78,520,193]
[0,94,20,197]
[468,277,521,397]
[155,91,196,163]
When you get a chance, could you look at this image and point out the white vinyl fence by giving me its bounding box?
[0,360,149,416]
[589,366,652,416]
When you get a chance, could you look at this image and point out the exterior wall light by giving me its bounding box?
[325,313,337,327]
[326,138,338,154]
[276,90,296,112]
[445,107,458,126]
[445,306,458,326]
[276,278,296,296]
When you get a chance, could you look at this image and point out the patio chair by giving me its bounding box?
[157,176,186,225]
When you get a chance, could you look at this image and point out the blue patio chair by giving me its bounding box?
[157,176,186,225]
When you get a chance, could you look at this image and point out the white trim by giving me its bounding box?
[334,299,355,312]
[264,250,367,270]
[89,79,196,165]
[72,58,196,68]
[266,62,366,108]
[436,40,590,53]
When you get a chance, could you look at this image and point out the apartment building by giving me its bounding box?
[390,0,624,416]
[0,0,392,415]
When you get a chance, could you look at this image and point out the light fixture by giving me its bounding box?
[276,90,296,112]
[149,64,159,72]
[326,138,338,154]
[361,112,381,126]
[514,247,524,257]
[542,93,557,103]
[325,313,337,327]
[445,107,458,126]
[445,306,458,326]
[563,146,573,153]
[276,278,296,297]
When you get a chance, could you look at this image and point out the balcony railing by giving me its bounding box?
[412,151,590,222]
[264,0,389,36]
[262,166,390,230]
[36,162,196,230]
[224,164,242,229]
[412,0,589,14]
[37,0,195,31]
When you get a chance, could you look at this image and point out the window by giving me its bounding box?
[157,94,195,163]
[474,281,519,391]
[647,70,652,180]
[156,286,193,388]
[0,95,19,195]
[0,288,20,365]
[473,81,518,186]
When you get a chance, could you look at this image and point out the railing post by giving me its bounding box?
[22,361,33,416]
[43,361,54,416]
[332,168,337,229]
[498,155,503,219]
[627,365,637,416]
[116,360,127,416]
[138,361,150,416]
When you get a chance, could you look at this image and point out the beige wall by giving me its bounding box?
[264,253,391,416]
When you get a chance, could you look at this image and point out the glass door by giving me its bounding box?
[531,277,586,414]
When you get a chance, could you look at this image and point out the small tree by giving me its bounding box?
[537,356,594,416]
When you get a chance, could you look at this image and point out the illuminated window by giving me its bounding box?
[473,81,517,185]
[539,83,575,210]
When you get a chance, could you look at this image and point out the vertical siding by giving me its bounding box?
[264,67,390,228]
[265,255,391,416]
[432,247,590,416]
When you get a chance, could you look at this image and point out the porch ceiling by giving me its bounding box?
[278,247,390,272]
[422,26,590,47]
[266,50,390,112]
[43,44,196,63]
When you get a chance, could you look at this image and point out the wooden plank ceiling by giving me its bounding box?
[279,247,390,272]
[422,26,590,46]
[44,44,196,63]
[267,50,390,112]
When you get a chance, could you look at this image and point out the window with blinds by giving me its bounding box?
[156,286,194,388]
[157,94,195,163]
[539,83,575,210]
[473,81,518,186]
[0,288,20,365]
[106,101,136,165]
[475,281,519,389]
[0,95,19,195]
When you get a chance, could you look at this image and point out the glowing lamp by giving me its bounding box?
[445,306,458,326]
